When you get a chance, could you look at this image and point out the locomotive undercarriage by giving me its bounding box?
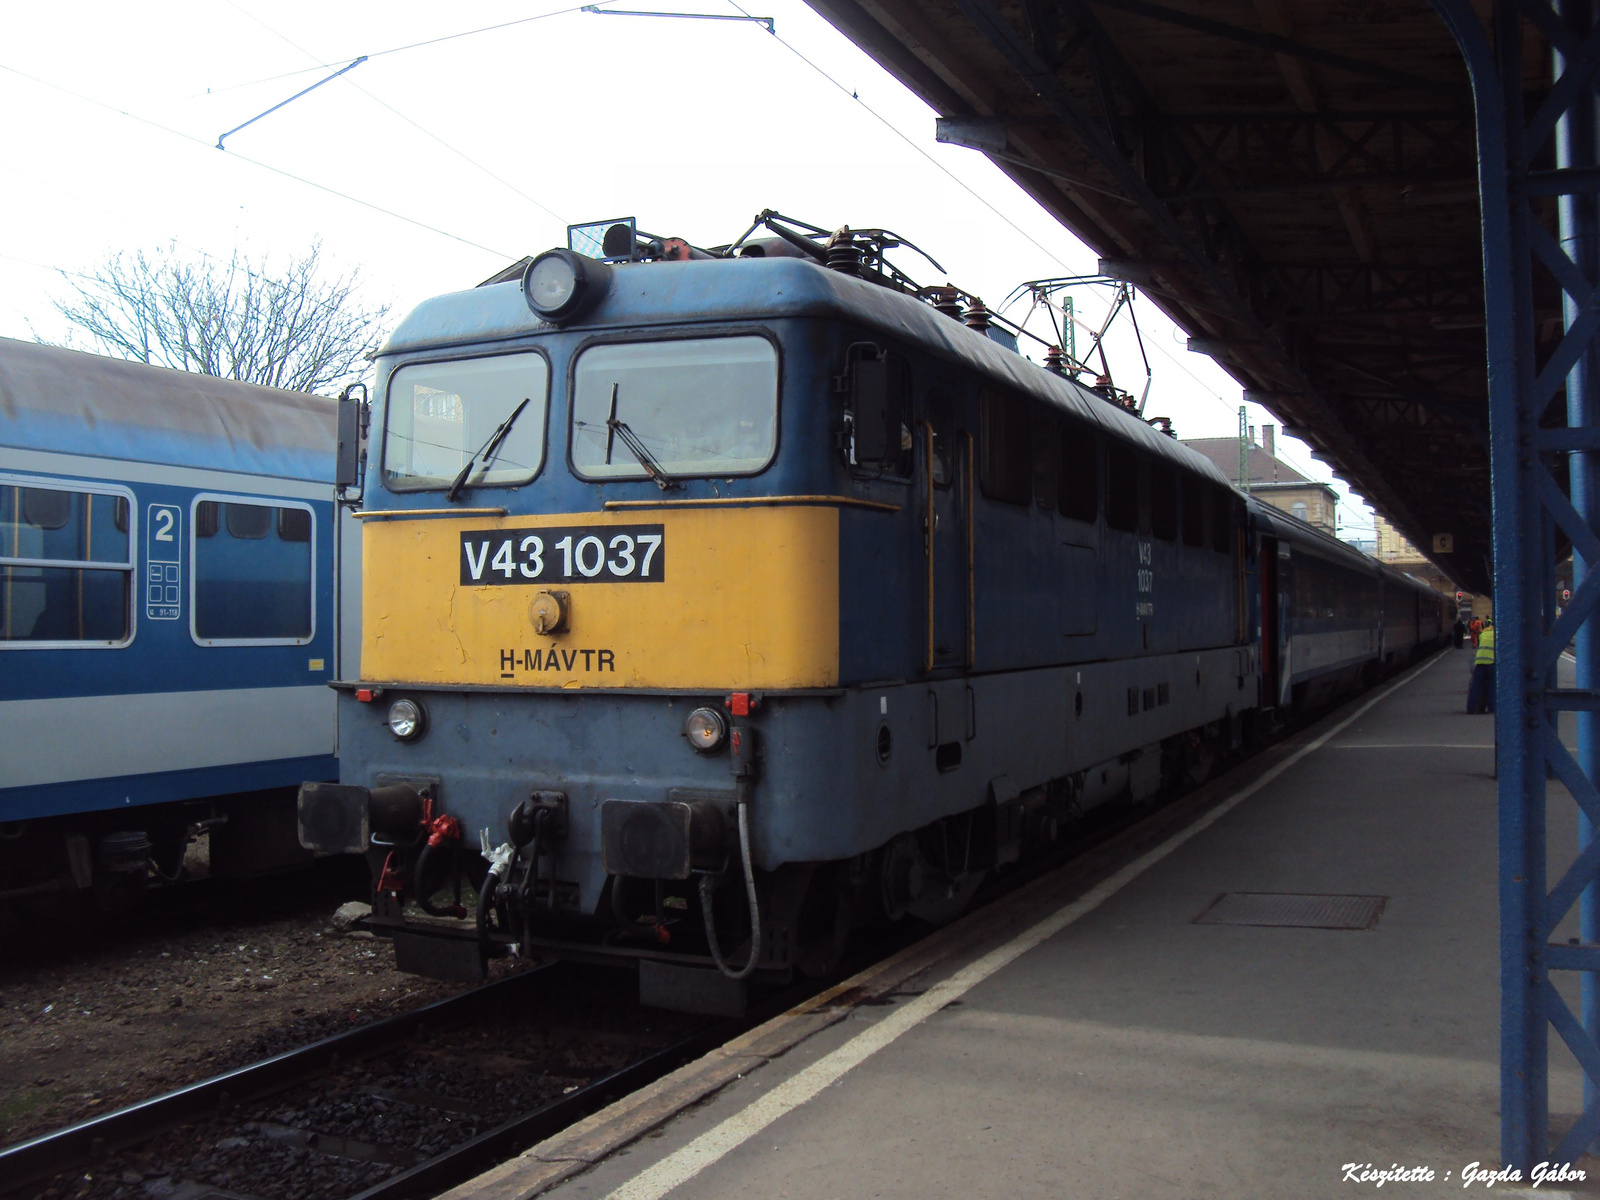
[351,730,1233,1008]
[310,653,1257,1008]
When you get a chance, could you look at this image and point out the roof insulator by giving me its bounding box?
[931,286,964,320]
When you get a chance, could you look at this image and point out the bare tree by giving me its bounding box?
[51,242,389,395]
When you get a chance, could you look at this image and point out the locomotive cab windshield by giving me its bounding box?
[570,336,779,480]
[382,352,550,491]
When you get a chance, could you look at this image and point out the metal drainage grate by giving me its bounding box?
[1194,892,1387,930]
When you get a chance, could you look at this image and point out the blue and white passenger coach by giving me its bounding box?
[0,338,349,900]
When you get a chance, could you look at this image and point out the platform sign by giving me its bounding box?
[145,503,182,621]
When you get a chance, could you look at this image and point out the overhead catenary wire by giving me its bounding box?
[214,54,368,149]
[714,0,1349,494]
[722,0,1082,276]
[0,61,514,260]
[715,2,1342,483]
[0,158,361,326]
[195,2,611,97]
[218,0,569,225]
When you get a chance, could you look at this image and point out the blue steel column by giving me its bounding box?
[1433,0,1600,1167]
[1558,0,1600,1118]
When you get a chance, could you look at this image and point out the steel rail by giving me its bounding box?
[0,964,561,1192]
[348,1024,732,1200]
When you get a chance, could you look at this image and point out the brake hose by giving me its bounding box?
[475,872,499,941]
[519,811,545,947]
[699,790,761,980]
[476,832,516,946]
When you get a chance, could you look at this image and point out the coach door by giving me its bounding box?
[919,391,968,672]
[1260,535,1286,707]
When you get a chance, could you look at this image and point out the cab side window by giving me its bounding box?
[847,347,913,479]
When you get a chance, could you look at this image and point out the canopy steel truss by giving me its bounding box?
[1433,0,1600,1167]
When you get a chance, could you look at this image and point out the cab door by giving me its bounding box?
[1260,534,1287,707]
[919,389,968,672]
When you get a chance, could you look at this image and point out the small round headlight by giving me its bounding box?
[522,248,612,323]
[388,698,425,741]
[683,706,727,753]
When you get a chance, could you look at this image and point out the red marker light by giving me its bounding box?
[356,688,375,703]
[729,692,750,717]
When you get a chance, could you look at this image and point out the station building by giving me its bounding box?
[1181,425,1338,535]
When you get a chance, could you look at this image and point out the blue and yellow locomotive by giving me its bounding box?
[300,217,1445,1002]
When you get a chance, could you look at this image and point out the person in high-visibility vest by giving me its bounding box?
[1469,616,1483,647]
[1467,619,1496,714]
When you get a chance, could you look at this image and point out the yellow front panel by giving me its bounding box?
[362,507,840,689]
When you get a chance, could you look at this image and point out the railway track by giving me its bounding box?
[1,964,728,1200]
[2,670,1414,1200]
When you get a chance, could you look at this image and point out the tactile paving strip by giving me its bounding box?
[1193,892,1386,930]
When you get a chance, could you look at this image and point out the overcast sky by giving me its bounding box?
[0,0,1378,535]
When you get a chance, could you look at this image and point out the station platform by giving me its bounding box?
[449,647,1590,1200]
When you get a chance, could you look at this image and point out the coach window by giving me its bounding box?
[978,385,1032,506]
[191,498,313,645]
[572,336,779,479]
[384,351,550,492]
[1059,424,1098,523]
[1,481,132,646]
[1150,463,1178,542]
[1180,474,1205,547]
[1106,443,1139,532]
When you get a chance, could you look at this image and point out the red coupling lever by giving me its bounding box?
[425,814,462,847]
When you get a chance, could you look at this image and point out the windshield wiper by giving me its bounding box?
[446,396,531,502]
[604,383,679,491]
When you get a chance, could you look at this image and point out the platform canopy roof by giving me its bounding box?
[803,0,1555,594]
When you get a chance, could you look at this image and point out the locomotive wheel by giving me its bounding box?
[795,864,853,979]
[878,835,924,922]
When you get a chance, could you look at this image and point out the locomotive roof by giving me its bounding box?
[382,256,1233,487]
[0,337,336,483]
